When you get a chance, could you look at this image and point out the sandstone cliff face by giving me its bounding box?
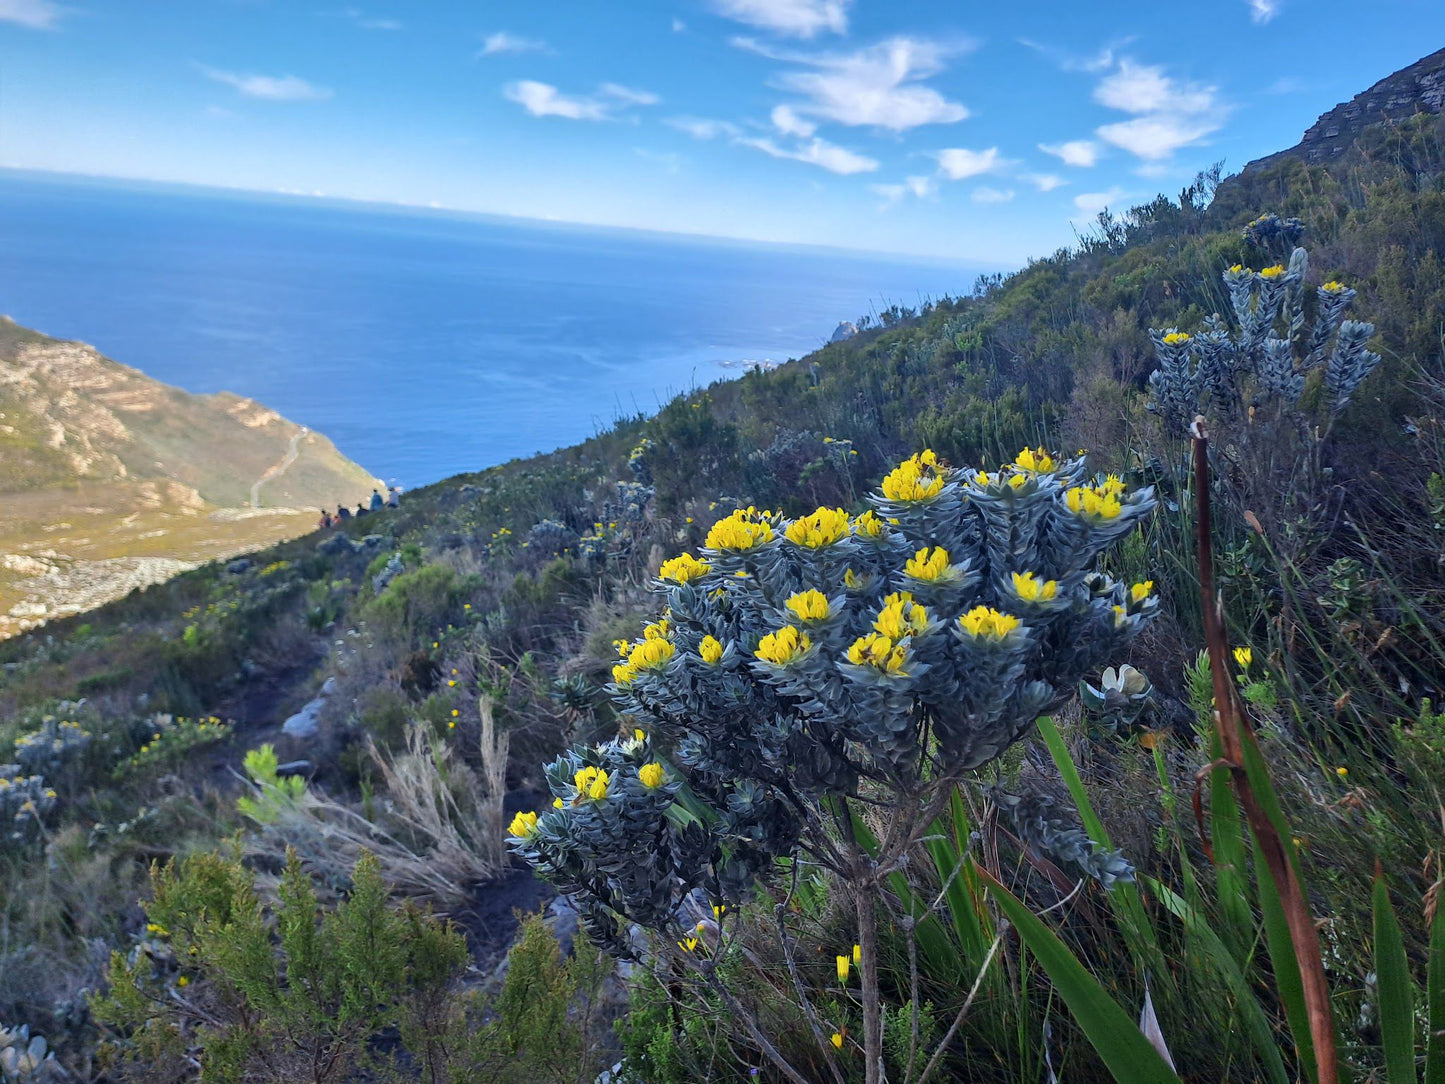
[1243,47,1445,174]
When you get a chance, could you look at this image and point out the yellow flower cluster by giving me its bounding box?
[574,766,610,801]
[659,553,711,584]
[756,626,812,666]
[872,594,929,640]
[1321,280,1348,294]
[880,449,945,502]
[846,631,910,675]
[785,506,850,548]
[509,810,539,838]
[698,635,724,664]
[1161,331,1191,346]
[1011,571,1057,602]
[904,546,953,582]
[852,510,885,538]
[785,589,832,623]
[1259,264,1285,280]
[1065,482,1124,520]
[1013,446,1056,473]
[638,762,666,788]
[1233,646,1253,669]
[958,606,1021,640]
[705,508,775,551]
[612,637,676,686]
[1130,581,1154,603]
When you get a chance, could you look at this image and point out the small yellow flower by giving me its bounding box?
[785,507,851,548]
[831,1032,844,1050]
[852,510,885,538]
[904,546,952,582]
[958,606,1021,640]
[785,589,832,623]
[574,766,611,801]
[553,796,564,808]
[846,632,909,675]
[1011,571,1058,602]
[698,635,724,664]
[612,662,638,686]
[1321,280,1348,294]
[1130,581,1154,604]
[508,810,540,838]
[451,709,459,717]
[705,509,775,551]
[756,626,812,667]
[873,597,929,640]
[1065,485,1123,520]
[1335,766,1348,778]
[634,728,646,741]
[678,937,699,952]
[881,450,945,502]
[448,680,457,687]
[448,721,456,730]
[1233,646,1253,669]
[627,638,676,674]
[177,976,189,988]
[836,954,851,983]
[1014,446,1056,473]
[659,553,711,584]
[1259,264,1285,280]
[852,943,862,966]
[638,762,666,789]
[1161,331,1191,346]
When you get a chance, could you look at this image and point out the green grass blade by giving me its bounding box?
[983,872,1182,1084]
[1374,870,1417,1084]
[1428,883,1444,1084]
[1254,832,1316,1083]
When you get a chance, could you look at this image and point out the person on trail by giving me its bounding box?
[336,504,351,521]
[318,509,332,530]
[370,489,384,512]
[386,486,401,508]
[355,502,369,518]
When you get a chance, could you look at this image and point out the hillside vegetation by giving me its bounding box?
[2,84,1445,1083]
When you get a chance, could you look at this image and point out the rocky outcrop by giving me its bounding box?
[1242,47,1445,174]
[829,320,859,343]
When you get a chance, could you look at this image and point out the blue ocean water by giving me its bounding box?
[0,172,982,487]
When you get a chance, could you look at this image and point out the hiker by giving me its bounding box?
[355,502,369,518]
[336,504,351,521]
[318,509,332,530]
[370,488,384,512]
[386,486,401,508]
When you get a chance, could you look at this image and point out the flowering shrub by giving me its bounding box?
[0,768,56,851]
[511,447,1157,958]
[111,714,232,782]
[12,717,90,778]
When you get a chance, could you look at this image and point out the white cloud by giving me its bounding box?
[1248,0,1280,23]
[972,186,1014,204]
[871,174,937,207]
[738,134,878,174]
[935,146,1000,180]
[505,80,659,121]
[1073,187,1128,217]
[1017,38,1128,74]
[665,116,741,140]
[712,0,849,38]
[1023,172,1065,191]
[770,104,816,137]
[481,31,548,55]
[672,17,687,31]
[0,0,62,29]
[1039,139,1100,167]
[766,37,972,132]
[1091,59,1225,161]
[359,17,401,30]
[201,67,332,101]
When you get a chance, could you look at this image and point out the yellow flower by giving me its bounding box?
[1065,486,1123,520]
[627,638,676,674]
[904,546,952,582]
[614,638,631,658]
[679,937,700,952]
[785,507,851,548]
[553,797,564,809]
[659,553,711,584]
[1130,581,1154,603]
[756,626,812,666]
[1259,264,1285,279]
[958,606,1021,640]
[1321,280,1348,293]
[1014,446,1056,473]
[508,810,540,838]
[1161,331,1191,346]
[846,632,909,675]
[634,728,646,741]
[852,510,885,538]
[836,954,851,983]
[638,762,666,789]
[873,597,929,640]
[146,923,169,938]
[1335,766,1349,778]
[1229,263,1245,273]
[1011,571,1058,602]
[881,450,946,502]
[843,568,868,591]
[830,1032,844,1050]
[705,509,775,551]
[852,943,862,966]
[612,662,638,686]
[785,589,832,623]
[574,766,611,801]
[1233,646,1253,669]
[177,976,189,988]
[643,618,671,641]
[698,635,724,664]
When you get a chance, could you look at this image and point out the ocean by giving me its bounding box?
[0,172,982,488]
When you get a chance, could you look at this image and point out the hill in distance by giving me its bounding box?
[0,316,381,636]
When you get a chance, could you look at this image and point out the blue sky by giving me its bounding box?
[2,0,1443,262]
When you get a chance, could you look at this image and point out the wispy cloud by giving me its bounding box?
[738,134,877,174]
[1073,186,1128,218]
[482,31,549,56]
[972,186,1014,204]
[744,36,973,132]
[1023,172,1066,191]
[671,17,687,32]
[935,146,1001,180]
[712,0,849,38]
[1039,139,1101,167]
[666,116,743,140]
[1248,0,1280,23]
[1092,58,1225,160]
[0,0,62,29]
[871,175,936,207]
[340,8,402,31]
[201,66,333,101]
[505,80,658,121]
[770,104,816,137]
[1017,37,1132,74]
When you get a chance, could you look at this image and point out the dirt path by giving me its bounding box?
[251,427,307,508]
